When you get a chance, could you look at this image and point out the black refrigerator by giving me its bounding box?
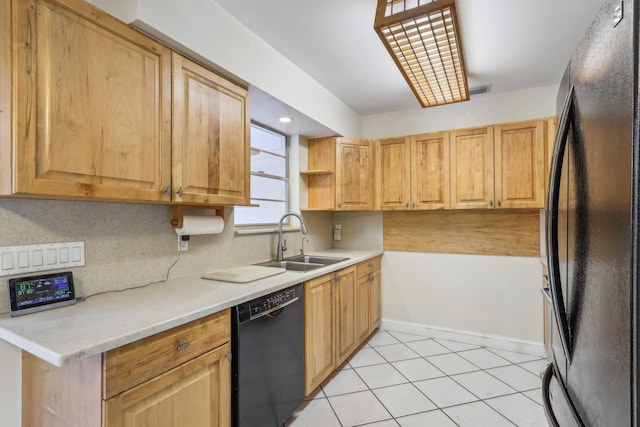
[543,0,639,425]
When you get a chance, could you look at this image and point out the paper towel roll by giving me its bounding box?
[175,215,224,236]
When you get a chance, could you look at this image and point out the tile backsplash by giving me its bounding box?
[0,198,333,314]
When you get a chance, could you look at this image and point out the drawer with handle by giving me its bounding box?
[356,256,381,278]
[103,308,230,399]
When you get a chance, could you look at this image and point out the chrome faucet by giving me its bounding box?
[277,213,308,261]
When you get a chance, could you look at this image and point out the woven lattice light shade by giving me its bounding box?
[374,0,469,108]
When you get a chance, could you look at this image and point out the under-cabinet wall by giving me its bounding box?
[381,252,544,342]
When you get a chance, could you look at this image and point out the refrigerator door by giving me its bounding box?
[564,0,635,425]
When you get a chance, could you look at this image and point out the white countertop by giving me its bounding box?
[0,249,382,367]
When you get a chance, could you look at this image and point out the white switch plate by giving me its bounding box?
[0,241,85,277]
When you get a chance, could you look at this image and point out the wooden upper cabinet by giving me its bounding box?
[336,138,374,210]
[9,0,172,202]
[376,137,411,210]
[410,132,450,210]
[451,120,546,210]
[377,132,450,210]
[172,53,250,205]
[0,0,11,195]
[494,120,546,209]
[304,137,373,211]
[450,127,495,209]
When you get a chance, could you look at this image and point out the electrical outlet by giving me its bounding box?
[333,224,342,241]
[178,236,189,252]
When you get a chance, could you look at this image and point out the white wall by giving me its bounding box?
[89,0,361,138]
[362,84,558,138]
[381,252,544,342]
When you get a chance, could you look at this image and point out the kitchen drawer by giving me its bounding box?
[357,256,381,278]
[103,309,230,399]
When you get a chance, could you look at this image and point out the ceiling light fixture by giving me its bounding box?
[279,116,293,123]
[374,0,469,108]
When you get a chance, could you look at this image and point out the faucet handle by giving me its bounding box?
[282,239,287,253]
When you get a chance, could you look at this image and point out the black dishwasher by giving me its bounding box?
[231,284,304,427]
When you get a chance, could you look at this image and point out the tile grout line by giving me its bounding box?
[311,330,547,427]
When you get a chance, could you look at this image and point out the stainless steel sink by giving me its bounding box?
[254,260,325,272]
[285,255,349,265]
[254,255,349,272]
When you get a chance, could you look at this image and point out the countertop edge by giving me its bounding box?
[0,249,383,366]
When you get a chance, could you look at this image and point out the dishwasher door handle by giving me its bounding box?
[250,297,300,321]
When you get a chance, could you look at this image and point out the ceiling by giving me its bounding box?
[215,0,606,136]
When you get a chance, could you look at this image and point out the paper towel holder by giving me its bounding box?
[171,205,225,229]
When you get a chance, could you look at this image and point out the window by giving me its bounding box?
[234,123,289,226]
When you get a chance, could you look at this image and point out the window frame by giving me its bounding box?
[234,122,290,228]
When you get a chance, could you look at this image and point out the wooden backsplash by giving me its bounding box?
[383,210,540,256]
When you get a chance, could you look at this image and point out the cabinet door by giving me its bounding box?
[172,53,250,205]
[450,127,495,209]
[369,269,382,333]
[494,120,546,209]
[304,273,335,395]
[411,132,450,210]
[105,343,231,427]
[335,138,374,210]
[0,0,11,195]
[376,137,411,210]
[335,267,357,366]
[13,0,172,202]
[356,275,371,344]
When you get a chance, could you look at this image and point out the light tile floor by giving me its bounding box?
[286,329,549,427]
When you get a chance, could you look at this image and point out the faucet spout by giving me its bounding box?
[277,213,308,261]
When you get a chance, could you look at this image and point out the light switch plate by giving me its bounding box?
[0,241,85,277]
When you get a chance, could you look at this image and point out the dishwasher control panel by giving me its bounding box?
[237,285,300,322]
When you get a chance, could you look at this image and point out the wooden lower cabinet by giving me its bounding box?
[304,257,382,396]
[304,273,336,395]
[104,343,231,427]
[22,310,231,426]
[356,275,371,343]
[356,257,382,342]
[334,267,357,367]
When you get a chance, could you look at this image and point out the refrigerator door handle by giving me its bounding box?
[546,85,574,362]
[543,363,585,427]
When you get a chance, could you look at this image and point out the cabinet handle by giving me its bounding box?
[406,202,409,208]
[338,203,342,208]
[163,186,171,197]
[498,200,502,207]
[177,187,184,197]
[176,342,190,351]
[334,274,341,282]
[412,202,415,208]
[489,200,493,207]
[369,276,375,283]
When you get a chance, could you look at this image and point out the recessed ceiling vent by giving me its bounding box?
[469,85,489,95]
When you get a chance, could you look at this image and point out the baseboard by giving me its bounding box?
[380,318,546,358]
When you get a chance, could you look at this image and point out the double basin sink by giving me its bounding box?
[255,255,349,272]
